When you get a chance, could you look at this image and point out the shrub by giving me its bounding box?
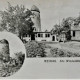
[25,41,46,57]
[0,52,25,77]
[50,48,80,57]
[14,52,25,65]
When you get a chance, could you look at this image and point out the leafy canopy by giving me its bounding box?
[0,2,34,38]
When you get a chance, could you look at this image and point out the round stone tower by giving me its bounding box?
[31,5,41,32]
[0,39,10,61]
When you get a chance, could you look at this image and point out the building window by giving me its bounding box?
[45,33,50,37]
[38,34,40,37]
[41,34,43,37]
[73,31,75,37]
[48,34,50,37]
[35,34,37,37]
[45,34,47,37]
[38,33,43,37]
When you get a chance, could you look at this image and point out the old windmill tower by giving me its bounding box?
[31,5,41,32]
[0,39,10,61]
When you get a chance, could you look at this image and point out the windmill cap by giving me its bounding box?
[31,5,40,13]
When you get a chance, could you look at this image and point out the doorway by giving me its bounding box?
[31,34,35,40]
[52,36,55,41]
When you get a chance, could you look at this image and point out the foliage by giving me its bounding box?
[61,17,73,31]
[51,24,62,35]
[14,52,25,65]
[0,52,25,77]
[0,2,34,39]
[25,41,46,57]
[50,48,80,57]
[51,17,74,40]
[61,17,74,40]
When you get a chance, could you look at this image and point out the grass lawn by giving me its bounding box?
[25,41,80,57]
[40,41,80,57]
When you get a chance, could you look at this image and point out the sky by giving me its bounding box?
[0,0,80,31]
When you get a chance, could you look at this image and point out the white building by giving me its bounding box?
[23,32,59,42]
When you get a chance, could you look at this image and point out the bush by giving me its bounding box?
[50,48,80,57]
[25,41,46,57]
[0,52,25,77]
[14,52,25,65]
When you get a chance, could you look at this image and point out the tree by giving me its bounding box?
[0,3,34,39]
[51,17,74,41]
[74,13,80,25]
[61,17,73,31]
[61,17,74,40]
[51,24,62,35]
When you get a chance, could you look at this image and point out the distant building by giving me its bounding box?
[71,22,80,41]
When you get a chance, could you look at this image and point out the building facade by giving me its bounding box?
[71,23,80,41]
[23,32,58,42]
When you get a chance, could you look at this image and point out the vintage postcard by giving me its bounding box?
[0,0,80,79]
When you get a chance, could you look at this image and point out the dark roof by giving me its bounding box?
[31,5,40,13]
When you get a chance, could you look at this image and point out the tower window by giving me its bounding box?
[73,31,75,37]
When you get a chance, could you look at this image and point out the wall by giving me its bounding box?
[71,30,80,40]
[31,11,41,32]
[35,33,52,41]
[0,40,10,61]
[23,33,59,42]
[35,33,58,42]
[23,37,31,41]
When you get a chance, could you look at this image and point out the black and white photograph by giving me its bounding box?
[0,0,80,58]
[0,32,25,77]
[1,0,80,79]
[20,1,80,58]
